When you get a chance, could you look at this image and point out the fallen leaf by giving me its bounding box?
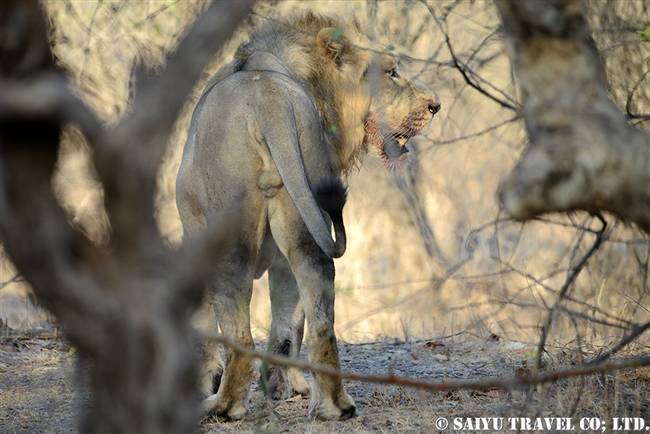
[635,368,650,380]
[410,352,419,361]
[616,373,633,382]
[472,388,506,398]
[423,341,445,351]
[28,344,42,352]
[515,367,531,377]
[442,390,461,401]
[485,389,507,398]
[286,394,303,402]
[432,354,449,362]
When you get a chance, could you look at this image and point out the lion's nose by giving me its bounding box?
[428,98,441,115]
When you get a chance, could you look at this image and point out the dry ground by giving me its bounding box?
[2,330,649,434]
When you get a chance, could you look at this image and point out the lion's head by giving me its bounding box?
[363,53,441,169]
[301,17,441,172]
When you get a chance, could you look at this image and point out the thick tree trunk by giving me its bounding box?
[0,0,252,431]
[495,0,650,233]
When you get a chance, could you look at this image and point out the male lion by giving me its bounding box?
[176,12,440,421]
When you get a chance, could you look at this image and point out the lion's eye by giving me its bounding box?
[387,67,399,78]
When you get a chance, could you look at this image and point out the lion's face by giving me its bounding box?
[364,53,441,168]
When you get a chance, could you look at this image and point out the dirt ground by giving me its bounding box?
[2,329,649,434]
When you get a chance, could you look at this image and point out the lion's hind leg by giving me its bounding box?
[290,253,356,421]
[268,200,356,421]
[261,254,310,399]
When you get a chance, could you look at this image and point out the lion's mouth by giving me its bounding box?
[382,132,411,162]
[392,132,412,147]
[363,114,428,169]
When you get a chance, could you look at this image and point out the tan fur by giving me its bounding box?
[177,12,440,421]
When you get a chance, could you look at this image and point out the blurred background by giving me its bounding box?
[2,0,648,355]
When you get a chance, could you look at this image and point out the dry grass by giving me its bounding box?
[0,0,649,431]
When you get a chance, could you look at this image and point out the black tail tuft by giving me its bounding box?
[314,175,348,213]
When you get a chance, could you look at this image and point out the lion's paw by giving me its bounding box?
[261,366,311,400]
[200,392,248,421]
[309,394,356,421]
[287,369,311,397]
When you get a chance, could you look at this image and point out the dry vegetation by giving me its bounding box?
[1,0,649,432]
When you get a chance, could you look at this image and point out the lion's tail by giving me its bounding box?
[314,176,347,258]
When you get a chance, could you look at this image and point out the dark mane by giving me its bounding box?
[235,12,361,68]
[233,12,371,172]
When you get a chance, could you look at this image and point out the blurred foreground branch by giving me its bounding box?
[0,0,253,432]
[495,0,650,233]
[201,330,650,394]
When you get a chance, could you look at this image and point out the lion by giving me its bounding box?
[176,12,440,421]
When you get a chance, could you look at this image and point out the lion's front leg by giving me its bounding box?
[263,254,310,399]
[198,338,224,398]
[192,297,225,398]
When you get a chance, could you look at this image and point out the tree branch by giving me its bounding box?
[533,213,607,374]
[200,330,650,393]
[0,0,253,430]
[495,0,650,233]
[93,0,255,253]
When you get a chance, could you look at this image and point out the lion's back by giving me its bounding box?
[176,68,326,230]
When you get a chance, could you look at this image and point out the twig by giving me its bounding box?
[424,2,518,111]
[533,213,608,374]
[587,319,650,366]
[625,69,650,121]
[2,327,63,340]
[421,115,520,150]
[521,214,608,414]
[0,273,24,291]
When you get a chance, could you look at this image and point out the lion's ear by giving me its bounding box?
[317,27,349,65]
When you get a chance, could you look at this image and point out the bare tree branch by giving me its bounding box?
[0,0,253,431]
[495,0,650,233]
[533,213,608,374]
[94,0,254,254]
[0,273,24,290]
[587,318,650,366]
[424,2,518,112]
[200,330,650,393]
